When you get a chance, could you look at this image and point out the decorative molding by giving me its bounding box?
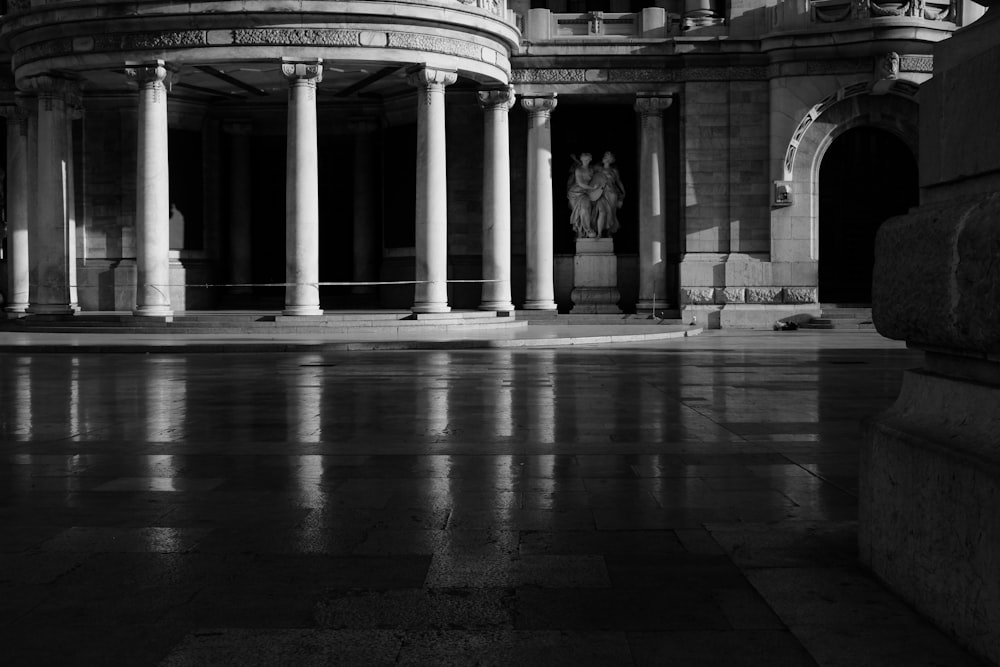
[900,54,933,72]
[513,66,766,84]
[12,28,508,73]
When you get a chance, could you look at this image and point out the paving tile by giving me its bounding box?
[314,588,514,630]
[514,588,731,631]
[627,630,817,666]
[396,629,633,666]
[160,629,402,666]
[0,337,983,665]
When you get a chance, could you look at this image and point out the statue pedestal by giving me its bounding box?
[570,238,621,314]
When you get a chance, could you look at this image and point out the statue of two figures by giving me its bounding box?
[567,151,625,239]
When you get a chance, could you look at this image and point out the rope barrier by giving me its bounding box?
[123,279,505,289]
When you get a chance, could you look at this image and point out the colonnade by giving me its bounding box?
[1,58,673,317]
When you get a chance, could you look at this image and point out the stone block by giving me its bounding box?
[861,368,1000,665]
[746,287,782,304]
[719,287,745,303]
[782,287,816,304]
[874,192,1000,352]
[681,287,716,304]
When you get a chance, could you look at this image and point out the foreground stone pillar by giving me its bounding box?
[224,121,253,295]
[0,100,30,313]
[478,86,515,312]
[861,12,1000,665]
[351,117,380,297]
[24,76,74,315]
[126,62,173,317]
[282,60,323,316]
[635,94,672,312]
[407,66,456,313]
[521,94,558,311]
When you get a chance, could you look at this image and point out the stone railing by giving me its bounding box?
[522,6,726,41]
[811,0,955,22]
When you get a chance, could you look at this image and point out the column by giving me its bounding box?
[477,86,516,312]
[282,60,323,316]
[407,66,456,314]
[635,94,672,311]
[350,117,380,298]
[1,98,30,313]
[23,75,74,315]
[66,100,82,311]
[126,62,172,317]
[223,121,253,295]
[521,95,558,310]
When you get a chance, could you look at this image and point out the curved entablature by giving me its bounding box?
[0,0,520,90]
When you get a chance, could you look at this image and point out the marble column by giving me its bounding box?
[282,60,323,316]
[350,117,380,297]
[223,121,253,294]
[407,66,456,314]
[0,99,30,313]
[66,102,81,311]
[478,86,516,312]
[23,76,74,315]
[635,94,673,312]
[126,62,173,317]
[521,94,558,311]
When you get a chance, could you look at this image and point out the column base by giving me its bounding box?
[522,300,557,310]
[479,301,514,312]
[28,305,77,316]
[282,305,324,316]
[4,303,30,315]
[411,303,451,314]
[636,300,674,313]
[133,305,174,318]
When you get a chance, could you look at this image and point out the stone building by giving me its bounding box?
[0,0,987,326]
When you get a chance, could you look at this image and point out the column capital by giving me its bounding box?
[634,94,673,115]
[19,74,80,99]
[125,61,172,87]
[520,94,558,115]
[222,120,253,135]
[405,66,457,89]
[0,103,28,124]
[281,59,323,83]
[478,86,516,112]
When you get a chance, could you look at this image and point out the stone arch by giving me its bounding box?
[780,86,919,264]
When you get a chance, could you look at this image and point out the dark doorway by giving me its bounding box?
[818,126,917,303]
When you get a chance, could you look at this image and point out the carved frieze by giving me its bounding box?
[514,66,766,84]
[782,288,818,304]
[900,55,933,72]
[233,29,359,47]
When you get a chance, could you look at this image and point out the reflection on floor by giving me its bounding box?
[0,332,984,665]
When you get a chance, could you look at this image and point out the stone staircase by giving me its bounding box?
[0,310,527,335]
[799,304,874,330]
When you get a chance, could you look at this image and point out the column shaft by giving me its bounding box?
[282,61,323,316]
[28,78,73,314]
[225,122,253,294]
[351,118,380,297]
[521,95,558,310]
[2,101,29,312]
[478,88,515,312]
[635,95,672,311]
[408,67,456,314]
[128,63,173,317]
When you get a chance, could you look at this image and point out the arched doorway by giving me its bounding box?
[819,126,918,303]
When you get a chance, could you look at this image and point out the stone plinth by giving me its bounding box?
[570,238,621,314]
[862,10,1000,665]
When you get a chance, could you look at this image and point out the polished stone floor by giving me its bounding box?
[0,331,985,666]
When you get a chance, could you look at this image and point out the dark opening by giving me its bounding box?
[818,126,918,304]
[551,103,638,256]
[168,129,204,250]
